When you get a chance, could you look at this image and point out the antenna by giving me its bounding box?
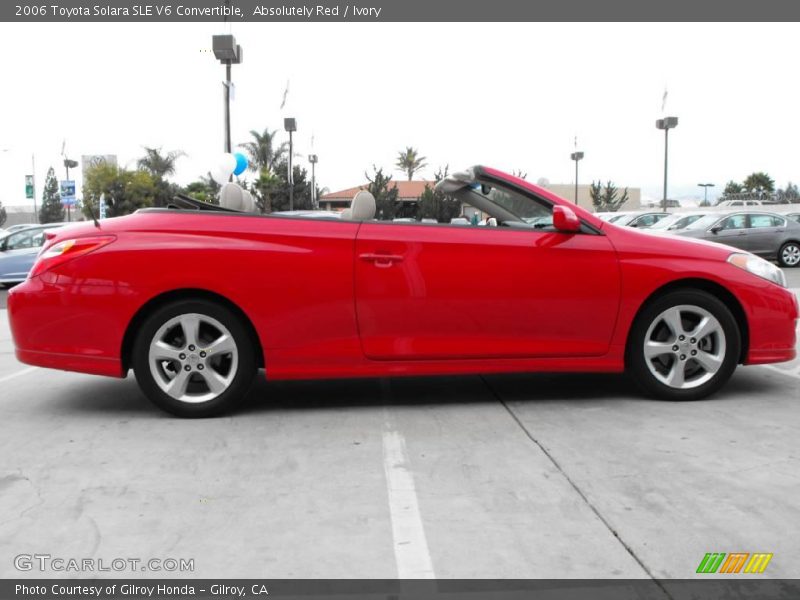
[85,195,101,228]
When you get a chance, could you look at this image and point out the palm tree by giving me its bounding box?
[137,147,186,179]
[395,147,427,181]
[742,172,775,193]
[239,128,288,175]
[239,128,289,214]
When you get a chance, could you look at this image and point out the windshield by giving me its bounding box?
[607,213,630,223]
[649,213,704,230]
[683,214,723,231]
[476,182,551,222]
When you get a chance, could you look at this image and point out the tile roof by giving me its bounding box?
[321,180,435,200]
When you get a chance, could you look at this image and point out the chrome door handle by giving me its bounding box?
[359,253,404,267]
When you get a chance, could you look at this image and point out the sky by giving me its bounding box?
[0,22,798,207]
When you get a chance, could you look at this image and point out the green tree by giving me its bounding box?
[184,177,219,205]
[366,166,399,220]
[239,128,289,213]
[268,160,315,212]
[137,147,186,179]
[39,167,66,223]
[137,147,185,208]
[418,166,462,223]
[723,180,743,195]
[742,172,775,193]
[82,163,156,218]
[395,147,427,181]
[590,180,628,212]
[239,128,288,174]
[0,200,6,228]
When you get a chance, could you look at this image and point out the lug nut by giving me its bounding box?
[690,338,696,344]
[179,353,186,360]
[691,350,697,356]
[679,335,685,341]
[199,351,206,358]
[197,364,204,370]
[680,354,686,360]
[188,345,196,351]
[672,345,679,351]
[184,365,191,371]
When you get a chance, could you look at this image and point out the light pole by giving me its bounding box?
[63,154,78,222]
[212,35,243,154]
[2,149,38,223]
[308,154,318,209]
[570,151,584,204]
[698,183,715,206]
[284,118,297,210]
[656,116,678,212]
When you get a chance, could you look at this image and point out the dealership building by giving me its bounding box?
[320,180,641,212]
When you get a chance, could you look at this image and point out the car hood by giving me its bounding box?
[608,222,742,261]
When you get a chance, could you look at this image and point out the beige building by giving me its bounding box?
[321,180,640,213]
[540,183,641,211]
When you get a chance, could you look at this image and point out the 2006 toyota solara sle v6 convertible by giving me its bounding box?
[7,166,798,417]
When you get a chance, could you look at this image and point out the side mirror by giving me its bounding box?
[552,206,581,233]
[710,226,722,234]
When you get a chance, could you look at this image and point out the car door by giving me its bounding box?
[354,222,621,360]
[747,214,785,257]
[709,213,749,250]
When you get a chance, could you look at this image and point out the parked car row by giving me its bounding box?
[0,223,68,287]
[672,212,800,267]
[595,209,800,267]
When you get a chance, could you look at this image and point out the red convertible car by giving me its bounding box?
[8,167,798,417]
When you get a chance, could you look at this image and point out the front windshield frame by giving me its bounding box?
[683,213,724,231]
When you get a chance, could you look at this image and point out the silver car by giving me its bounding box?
[675,211,800,267]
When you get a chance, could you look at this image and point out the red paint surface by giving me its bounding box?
[8,167,797,381]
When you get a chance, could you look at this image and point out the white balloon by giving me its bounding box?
[218,153,237,176]
[209,167,229,185]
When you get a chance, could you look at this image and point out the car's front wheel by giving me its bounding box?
[627,290,741,400]
[777,241,800,268]
[132,300,257,417]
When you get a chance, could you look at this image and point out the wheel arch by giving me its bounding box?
[626,278,749,365]
[121,288,265,373]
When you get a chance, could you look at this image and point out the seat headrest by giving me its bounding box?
[219,183,257,212]
[346,190,376,220]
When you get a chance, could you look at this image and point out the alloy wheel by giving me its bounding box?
[781,244,800,267]
[643,304,726,390]
[148,313,239,403]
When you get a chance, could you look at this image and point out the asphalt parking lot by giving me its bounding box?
[0,270,798,580]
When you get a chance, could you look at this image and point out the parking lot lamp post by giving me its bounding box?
[698,182,714,206]
[309,154,318,209]
[284,118,297,210]
[656,116,678,212]
[212,35,243,154]
[570,151,584,204]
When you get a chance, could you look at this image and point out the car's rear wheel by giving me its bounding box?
[627,290,741,401]
[132,300,257,417]
[777,241,800,268]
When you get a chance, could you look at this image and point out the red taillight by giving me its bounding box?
[29,235,116,279]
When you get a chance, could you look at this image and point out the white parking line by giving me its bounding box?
[382,422,435,579]
[0,366,37,385]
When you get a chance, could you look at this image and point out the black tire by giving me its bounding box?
[777,241,800,268]
[132,299,257,417]
[626,289,741,401]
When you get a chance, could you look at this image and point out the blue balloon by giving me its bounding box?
[233,152,248,176]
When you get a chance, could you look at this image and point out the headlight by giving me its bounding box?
[727,253,787,288]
